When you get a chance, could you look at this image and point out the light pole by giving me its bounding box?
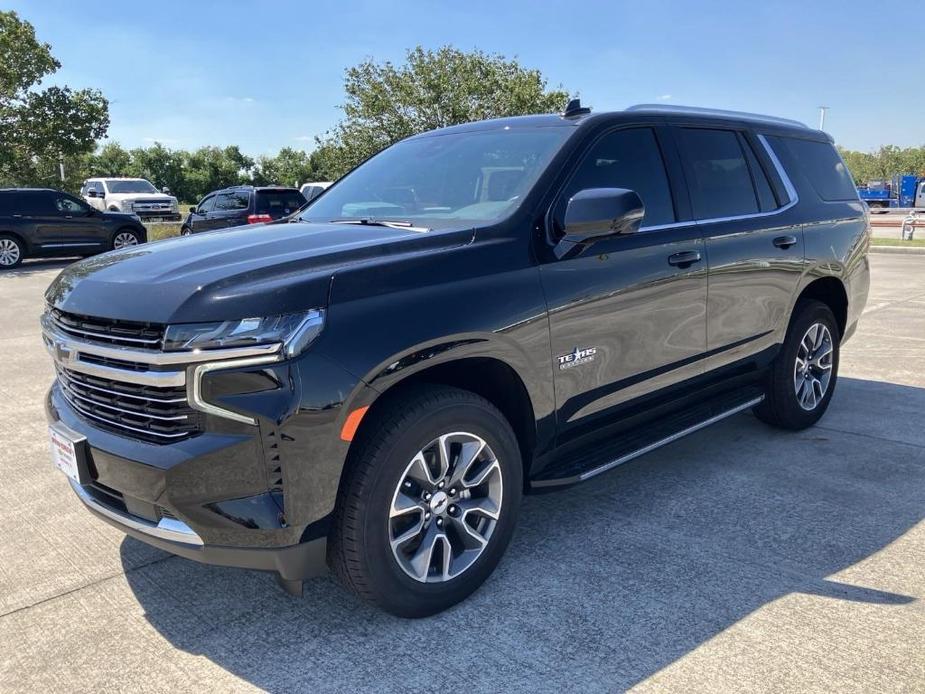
[818,106,829,131]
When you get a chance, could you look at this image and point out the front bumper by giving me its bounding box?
[69,477,327,581]
[135,211,181,222]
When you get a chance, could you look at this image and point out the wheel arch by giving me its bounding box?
[795,276,848,338]
[0,229,29,251]
[341,355,538,495]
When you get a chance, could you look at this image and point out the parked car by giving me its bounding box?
[0,188,146,268]
[299,181,332,203]
[181,186,306,235]
[43,102,870,617]
[81,177,181,222]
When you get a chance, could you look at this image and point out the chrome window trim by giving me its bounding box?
[69,478,204,545]
[188,354,282,425]
[635,133,799,233]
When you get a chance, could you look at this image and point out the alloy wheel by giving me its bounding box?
[793,322,834,410]
[389,432,503,583]
[113,232,139,249]
[0,239,21,266]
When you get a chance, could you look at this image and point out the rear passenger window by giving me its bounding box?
[256,190,307,215]
[740,135,778,212]
[777,137,858,201]
[555,128,675,232]
[677,128,762,219]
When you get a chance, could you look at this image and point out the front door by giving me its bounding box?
[31,191,107,252]
[540,126,707,442]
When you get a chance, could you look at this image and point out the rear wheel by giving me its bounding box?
[180,226,192,236]
[755,299,839,430]
[329,385,522,617]
[112,229,142,250]
[0,235,24,268]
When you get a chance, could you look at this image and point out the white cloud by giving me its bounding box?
[657,94,672,101]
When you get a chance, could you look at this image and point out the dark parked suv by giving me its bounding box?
[180,185,306,235]
[0,188,146,268]
[42,103,870,617]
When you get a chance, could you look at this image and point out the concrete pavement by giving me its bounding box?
[0,255,923,693]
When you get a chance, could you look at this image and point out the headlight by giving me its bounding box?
[120,199,135,211]
[163,309,325,356]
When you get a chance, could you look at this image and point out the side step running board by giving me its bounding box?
[532,390,765,489]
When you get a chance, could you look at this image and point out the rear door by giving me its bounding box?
[672,126,804,371]
[255,188,306,221]
[540,126,708,441]
[211,191,251,229]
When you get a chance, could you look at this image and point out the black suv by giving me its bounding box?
[0,188,147,268]
[181,186,306,235]
[42,103,870,617]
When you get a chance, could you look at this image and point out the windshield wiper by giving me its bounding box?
[329,218,430,232]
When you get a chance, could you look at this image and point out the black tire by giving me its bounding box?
[329,385,523,617]
[180,226,193,236]
[0,233,24,269]
[754,299,840,430]
[111,228,142,250]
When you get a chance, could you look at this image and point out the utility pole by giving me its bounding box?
[818,106,829,131]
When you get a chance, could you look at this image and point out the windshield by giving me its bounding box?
[299,127,572,228]
[106,180,157,194]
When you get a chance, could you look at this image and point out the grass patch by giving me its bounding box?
[146,223,182,241]
[871,237,925,248]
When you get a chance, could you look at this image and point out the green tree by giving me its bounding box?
[253,147,321,187]
[317,46,571,178]
[0,11,109,187]
[182,146,254,202]
[86,142,132,177]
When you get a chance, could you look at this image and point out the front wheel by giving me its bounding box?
[755,299,840,430]
[180,226,192,236]
[329,385,522,617]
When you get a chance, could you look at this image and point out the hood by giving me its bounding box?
[45,222,473,324]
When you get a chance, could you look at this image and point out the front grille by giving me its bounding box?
[133,200,173,210]
[51,309,164,349]
[57,366,201,443]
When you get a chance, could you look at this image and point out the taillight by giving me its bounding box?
[247,214,272,224]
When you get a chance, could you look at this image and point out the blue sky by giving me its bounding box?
[8,0,923,154]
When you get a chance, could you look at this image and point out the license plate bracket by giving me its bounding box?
[48,422,91,485]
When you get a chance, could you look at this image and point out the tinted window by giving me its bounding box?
[197,195,216,213]
[778,137,857,201]
[17,191,57,215]
[214,192,249,211]
[256,190,306,216]
[555,128,675,232]
[741,136,778,211]
[677,128,759,219]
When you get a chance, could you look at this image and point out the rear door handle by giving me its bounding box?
[668,250,702,267]
[773,235,798,249]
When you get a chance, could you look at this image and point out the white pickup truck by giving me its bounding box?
[81,178,181,221]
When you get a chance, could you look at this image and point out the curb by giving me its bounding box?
[870,245,925,255]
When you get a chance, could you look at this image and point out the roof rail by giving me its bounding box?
[625,104,808,129]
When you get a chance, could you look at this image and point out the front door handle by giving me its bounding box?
[773,235,798,249]
[668,250,702,268]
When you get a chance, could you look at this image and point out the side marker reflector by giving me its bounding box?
[340,406,369,442]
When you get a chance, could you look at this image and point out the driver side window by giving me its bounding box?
[197,195,216,214]
[54,195,87,215]
[553,128,676,237]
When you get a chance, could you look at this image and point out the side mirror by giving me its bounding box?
[554,188,644,259]
[188,206,197,214]
[86,190,98,198]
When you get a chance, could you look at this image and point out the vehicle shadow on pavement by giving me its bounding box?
[121,376,924,693]
[0,259,74,278]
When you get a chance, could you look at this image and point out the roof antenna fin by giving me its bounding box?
[562,98,591,118]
